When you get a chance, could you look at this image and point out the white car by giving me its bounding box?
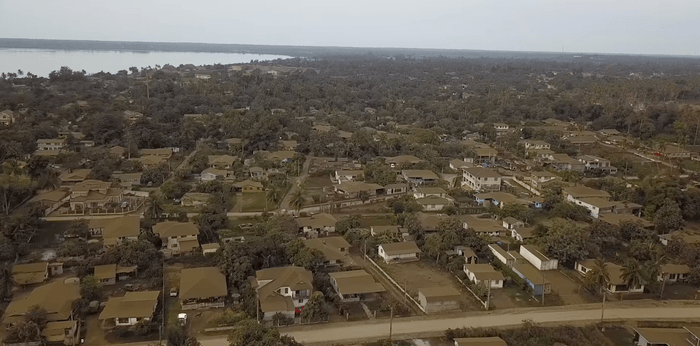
[178,313,187,326]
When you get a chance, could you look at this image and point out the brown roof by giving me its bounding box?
[632,328,689,346]
[153,221,200,238]
[12,262,48,285]
[3,279,80,323]
[386,155,421,164]
[419,286,461,303]
[402,170,439,180]
[30,189,70,203]
[464,264,505,282]
[94,264,117,280]
[463,167,501,178]
[179,267,227,300]
[234,179,263,189]
[208,155,236,165]
[454,337,508,346]
[660,264,690,275]
[335,181,383,193]
[256,266,313,312]
[305,237,351,262]
[90,215,141,241]
[562,186,611,199]
[99,291,160,320]
[297,213,337,228]
[379,241,421,256]
[59,169,91,182]
[139,148,172,156]
[329,270,385,295]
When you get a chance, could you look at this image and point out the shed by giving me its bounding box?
[418,287,461,313]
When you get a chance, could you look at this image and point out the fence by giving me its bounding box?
[364,254,426,314]
[451,271,488,309]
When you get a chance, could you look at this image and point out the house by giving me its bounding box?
[113,172,143,186]
[576,260,644,294]
[234,179,263,193]
[249,166,266,180]
[463,264,504,289]
[489,244,527,268]
[493,123,509,131]
[457,247,478,264]
[42,320,80,345]
[523,171,561,193]
[200,167,234,181]
[305,237,355,267]
[565,136,597,147]
[413,186,448,199]
[370,225,402,237]
[577,155,617,173]
[418,287,461,313]
[297,213,337,237]
[59,169,91,185]
[660,231,700,246]
[329,270,385,302]
[99,291,160,327]
[549,154,585,172]
[334,181,383,198]
[265,150,296,163]
[385,155,422,167]
[416,212,449,232]
[562,185,611,202]
[139,148,172,159]
[254,266,313,320]
[521,139,551,151]
[449,159,474,171]
[502,217,524,230]
[179,267,228,310]
[474,192,519,208]
[632,327,696,346]
[0,109,15,125]
[474,147,498,164]
[181,192,211,207]
[2,279,80,325]
[110,146,127,158]
[416,196,452,211]
[89,215,141,247]
[454,337,507,346]
[462,167,501,191]
[520,245,558,270]
[384,183,408,195]
[598,129,620,136]
[460,215,508,237]
[93,264,137,285]
[153,221,200,254]
[511,263,552,295]
[658,264,690,283]
[280,140,298,151]
[68,180,125,212]
[511,227,536,242]
[208,155,236,169]
[37,138,66,151]
[333,170,364,183]
[378,241,421,263]
[402,170,440,185]
[30,189,70,216]
[12,262,49,286]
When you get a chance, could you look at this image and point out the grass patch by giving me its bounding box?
[359,215,397,227]
[166,299,181,328]
[306,176,333,188]
[240,192,269,212]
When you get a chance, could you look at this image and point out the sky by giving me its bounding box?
[1,0,699,56]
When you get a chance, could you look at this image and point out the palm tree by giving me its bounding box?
[621,258,646,299]
[290,188,306,214]
[35,169,60,191]
[146,197,164,221]
[644,254,666,298]
[585,258,611,295]
[266,185,282,211]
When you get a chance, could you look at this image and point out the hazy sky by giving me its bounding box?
[1,0,699,55]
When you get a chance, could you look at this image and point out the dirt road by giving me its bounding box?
[279,155,312,213]
[166,300,700,346]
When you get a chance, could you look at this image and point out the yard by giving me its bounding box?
[239,192,270,212]
[544,269,593,305]
[382,260,482,311]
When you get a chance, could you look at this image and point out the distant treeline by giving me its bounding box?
[3,38,697,63]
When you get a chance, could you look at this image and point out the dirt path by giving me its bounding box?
[279,155,312,212]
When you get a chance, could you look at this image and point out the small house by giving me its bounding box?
[520,245,558,270]
[418,287,461,313]
[329,270,385,302]
[98,291,160,327]
[454,337,507,346]
[378,241,421,264]
[463,264,504,289]
[179,267,227,310]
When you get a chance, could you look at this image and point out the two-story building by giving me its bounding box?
[254,266,313,320]
[153,221,201,254]
[401,170,440,185]
[37,138,66,151]
[462,167,501,192]
[577,155,617,173]
[0,109,15,125]
[68,180,125,213]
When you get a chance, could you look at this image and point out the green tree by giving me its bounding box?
[80,275,102,301]
[290,188,306,214]
[539,219,591,265]
[266,185,282,209]
[654,198,683,234]
[621,258,646,297]
[300,291,328,322]
[585,258,610,295]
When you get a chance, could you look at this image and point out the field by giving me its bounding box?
[239,192,269,212]
[383,260,482,311]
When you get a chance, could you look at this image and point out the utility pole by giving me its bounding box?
[486,280,491,310]
[660,273,667,300]
[601,290,606,321]
[389,306,394,341]
[404,277,407,303]
[542,272,546,306]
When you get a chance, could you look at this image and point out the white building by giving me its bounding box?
[378,241,421,264]
[462,167,501,192]
[463,264,504,289]
[519,245,558,270]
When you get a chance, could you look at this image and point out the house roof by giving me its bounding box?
[513,227,536,239]
[460,215,505,234]
[562,186,611,199]
[297,213,337,229]
[463,167,501,178]
[256,266,313,312]
[450,159,474,169]
[579,197,619,209]
[415,186,447,195]
[99,291,160,320]
[632,328,689,346]
[336,170,364,177]
[329,270,385,295]
[457,246,476,258]
[179,267,227,300]
[139,148,172,156]
[464,264,505,281]
[208,155,236,165]
[475,192,517,203]
[305,237,351,262]
[153,221,199,238]
[474,147,498,157]
[416,212,448,231]
[179,239,201,252]
[135,155,166,166]
[502,217,522,225]
[90,215,141,241]
[660,264,690,275]
[12,262,48,285]
[30,189,70,203]
[402,170,439,180]
[201,167,230,177]
[335,181,383,193]
[385,155,421,164]
[266,151,296,160]
[454,337,508,346]
[94,264,117,280]
[605,263,627,285]
[59,169,91,182]
[513,263,550,285]
[234,179,263,188]
[418,286,461,303]
[3,279,80,323]
[379,241,421,256]
[521,245,552,262]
